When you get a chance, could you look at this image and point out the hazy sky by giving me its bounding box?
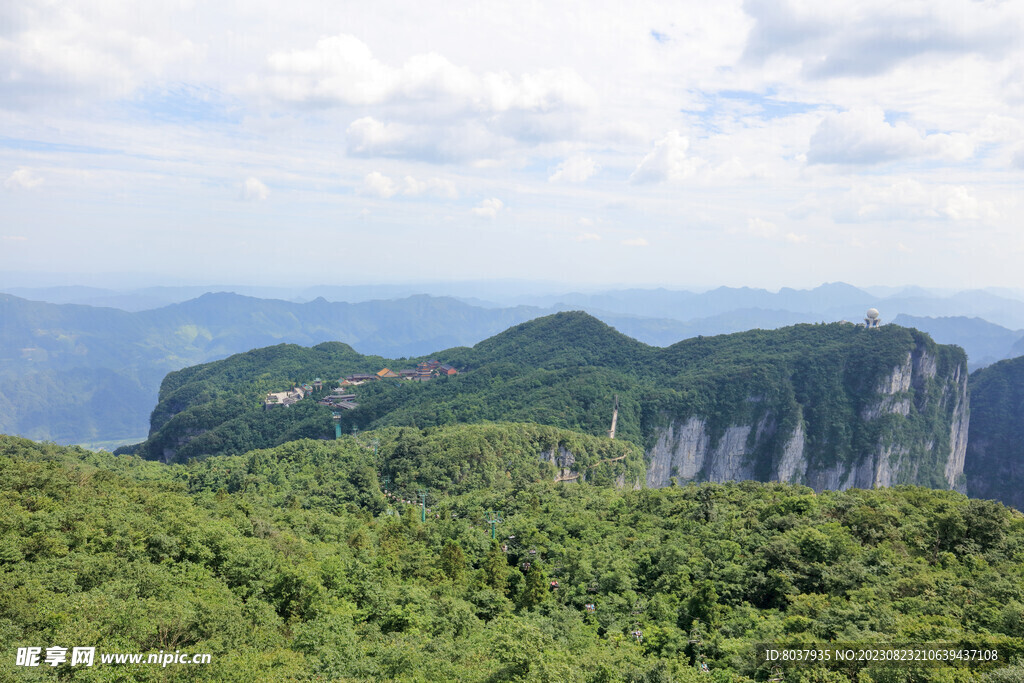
[2,1,1022,290]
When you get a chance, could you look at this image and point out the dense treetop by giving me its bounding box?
[2,431,1022,681]
[967,356,1024,509]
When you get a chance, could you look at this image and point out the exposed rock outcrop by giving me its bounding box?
[541,444,641,488]
[646,344,969,492]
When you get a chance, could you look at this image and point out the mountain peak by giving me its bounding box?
[470,310,652,370]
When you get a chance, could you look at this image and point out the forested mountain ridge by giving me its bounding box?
[129,312,970,497]
[966,356,1024,510]
[6,284,1023,447]
[2,434,1022,681]
[0,292,713,445]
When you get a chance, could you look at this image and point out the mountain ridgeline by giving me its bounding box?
[127,312,970,495]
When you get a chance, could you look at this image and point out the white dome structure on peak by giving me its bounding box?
[865,308,881,328]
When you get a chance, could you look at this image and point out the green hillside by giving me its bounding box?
[130,313,966,500]
[2,433,1022,681]
[966,357,1024,509]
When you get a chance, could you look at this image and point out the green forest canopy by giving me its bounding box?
[3,429,1023,682]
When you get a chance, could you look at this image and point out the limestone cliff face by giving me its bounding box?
[646,344,969,492]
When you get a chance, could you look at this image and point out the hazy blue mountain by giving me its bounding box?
[7,280,1024,446]
[869,291,1024,330]
[3,280,582,311]
[891,314,1024,369]
[0,292,700,444]
[523,282,876,321]
[599,308,822,344]
[1008,335,1024,359]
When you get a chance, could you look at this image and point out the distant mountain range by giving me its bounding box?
[892,314,1024,370]
[11,280,1024,327]
[4,281,1024,445]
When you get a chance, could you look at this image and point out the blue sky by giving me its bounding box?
[1,0,1022,290]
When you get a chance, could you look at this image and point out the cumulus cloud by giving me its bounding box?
[549,155,598,182]
[260,34,594,113]
[837,179,997,222]
[807,107,973,164]
[944,186,999,221]
[346,118,417,157]
[630,131,703,184]
[576,232,602,241]
[359,171,398,198]
[1012,147,1024,169]
[241,177,269,201]
[345,116,502,162]
[621,237,649,246]
[0,4,197,107]
[471,198,504,218]
[4,167,43,190]
[743,0,1017,79]
[747,217,778,238]
[743,217,807,244]
[359,171,457,199]
[260,35,598,160]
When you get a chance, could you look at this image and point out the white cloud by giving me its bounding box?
[837,179,998,222]
[241,177,269,201]
[743,217,807,244]
[743,0,1018,79]
[944,185,998,221]
[630,131,703,183]
[260,34,594,114]
[346,117,416,156]
[0,4,198,107]
[549,155,597,182]
[400,175,458,199]
[359,171,457,199]
[345,116,502,162]
[359,171,398,198]
[2,235,29,241]
[2,2,1022,288]
[1012,146,1024,169]
[621,237,649,246]
[747,217,778,238]
[471,197,504,218]
[4,167,43,190]
[807,107,973,164]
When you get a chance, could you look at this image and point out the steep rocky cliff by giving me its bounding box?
[646,336,969,492]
